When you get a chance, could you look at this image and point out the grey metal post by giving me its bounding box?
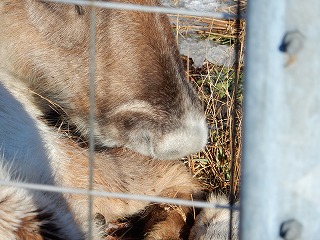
[241,0,320,239]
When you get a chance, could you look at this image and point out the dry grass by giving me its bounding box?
[184,62,243,198]
[171,0,246,198]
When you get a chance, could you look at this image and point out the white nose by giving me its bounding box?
[97,100,208,160]
[126,112,208,160]
[152,113,208,159]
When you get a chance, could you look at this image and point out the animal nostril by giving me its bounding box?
[141,130,152,146]
[126,129,158,158]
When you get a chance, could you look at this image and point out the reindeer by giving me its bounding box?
[0,0,208,160]
[0,0,208,239]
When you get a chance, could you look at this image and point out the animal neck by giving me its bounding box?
[0,72,64,184]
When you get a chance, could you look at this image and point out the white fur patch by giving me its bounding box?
[0,73,84,239]
[190,194,240,240]
[153,111,208,159]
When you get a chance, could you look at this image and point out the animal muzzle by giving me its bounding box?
[102,111,208,160]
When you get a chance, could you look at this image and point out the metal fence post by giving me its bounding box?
[241,0,320,239]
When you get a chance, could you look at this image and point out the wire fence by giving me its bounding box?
[1,0,243,239]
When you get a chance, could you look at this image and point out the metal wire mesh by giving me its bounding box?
[1,1,242,239]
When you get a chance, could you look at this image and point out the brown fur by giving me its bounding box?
[59,142,203,239]
[0,122,202,239]
[0,0,207,160]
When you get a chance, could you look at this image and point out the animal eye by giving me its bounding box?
[75,5,85,15]
[39,2,85,16]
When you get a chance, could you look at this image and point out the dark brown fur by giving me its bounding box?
[16,211,69,240]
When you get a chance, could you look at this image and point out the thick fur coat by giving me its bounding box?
[0,1,208,239]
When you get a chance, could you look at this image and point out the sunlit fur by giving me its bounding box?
[0,75,85,239]
[0,166,84,240]
[189,194,239,240]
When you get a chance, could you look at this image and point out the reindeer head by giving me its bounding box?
[0,0,208,159]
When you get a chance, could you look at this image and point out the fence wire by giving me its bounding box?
[2,0,242,239]
[88,3,96,238]
[47,0,236,18]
